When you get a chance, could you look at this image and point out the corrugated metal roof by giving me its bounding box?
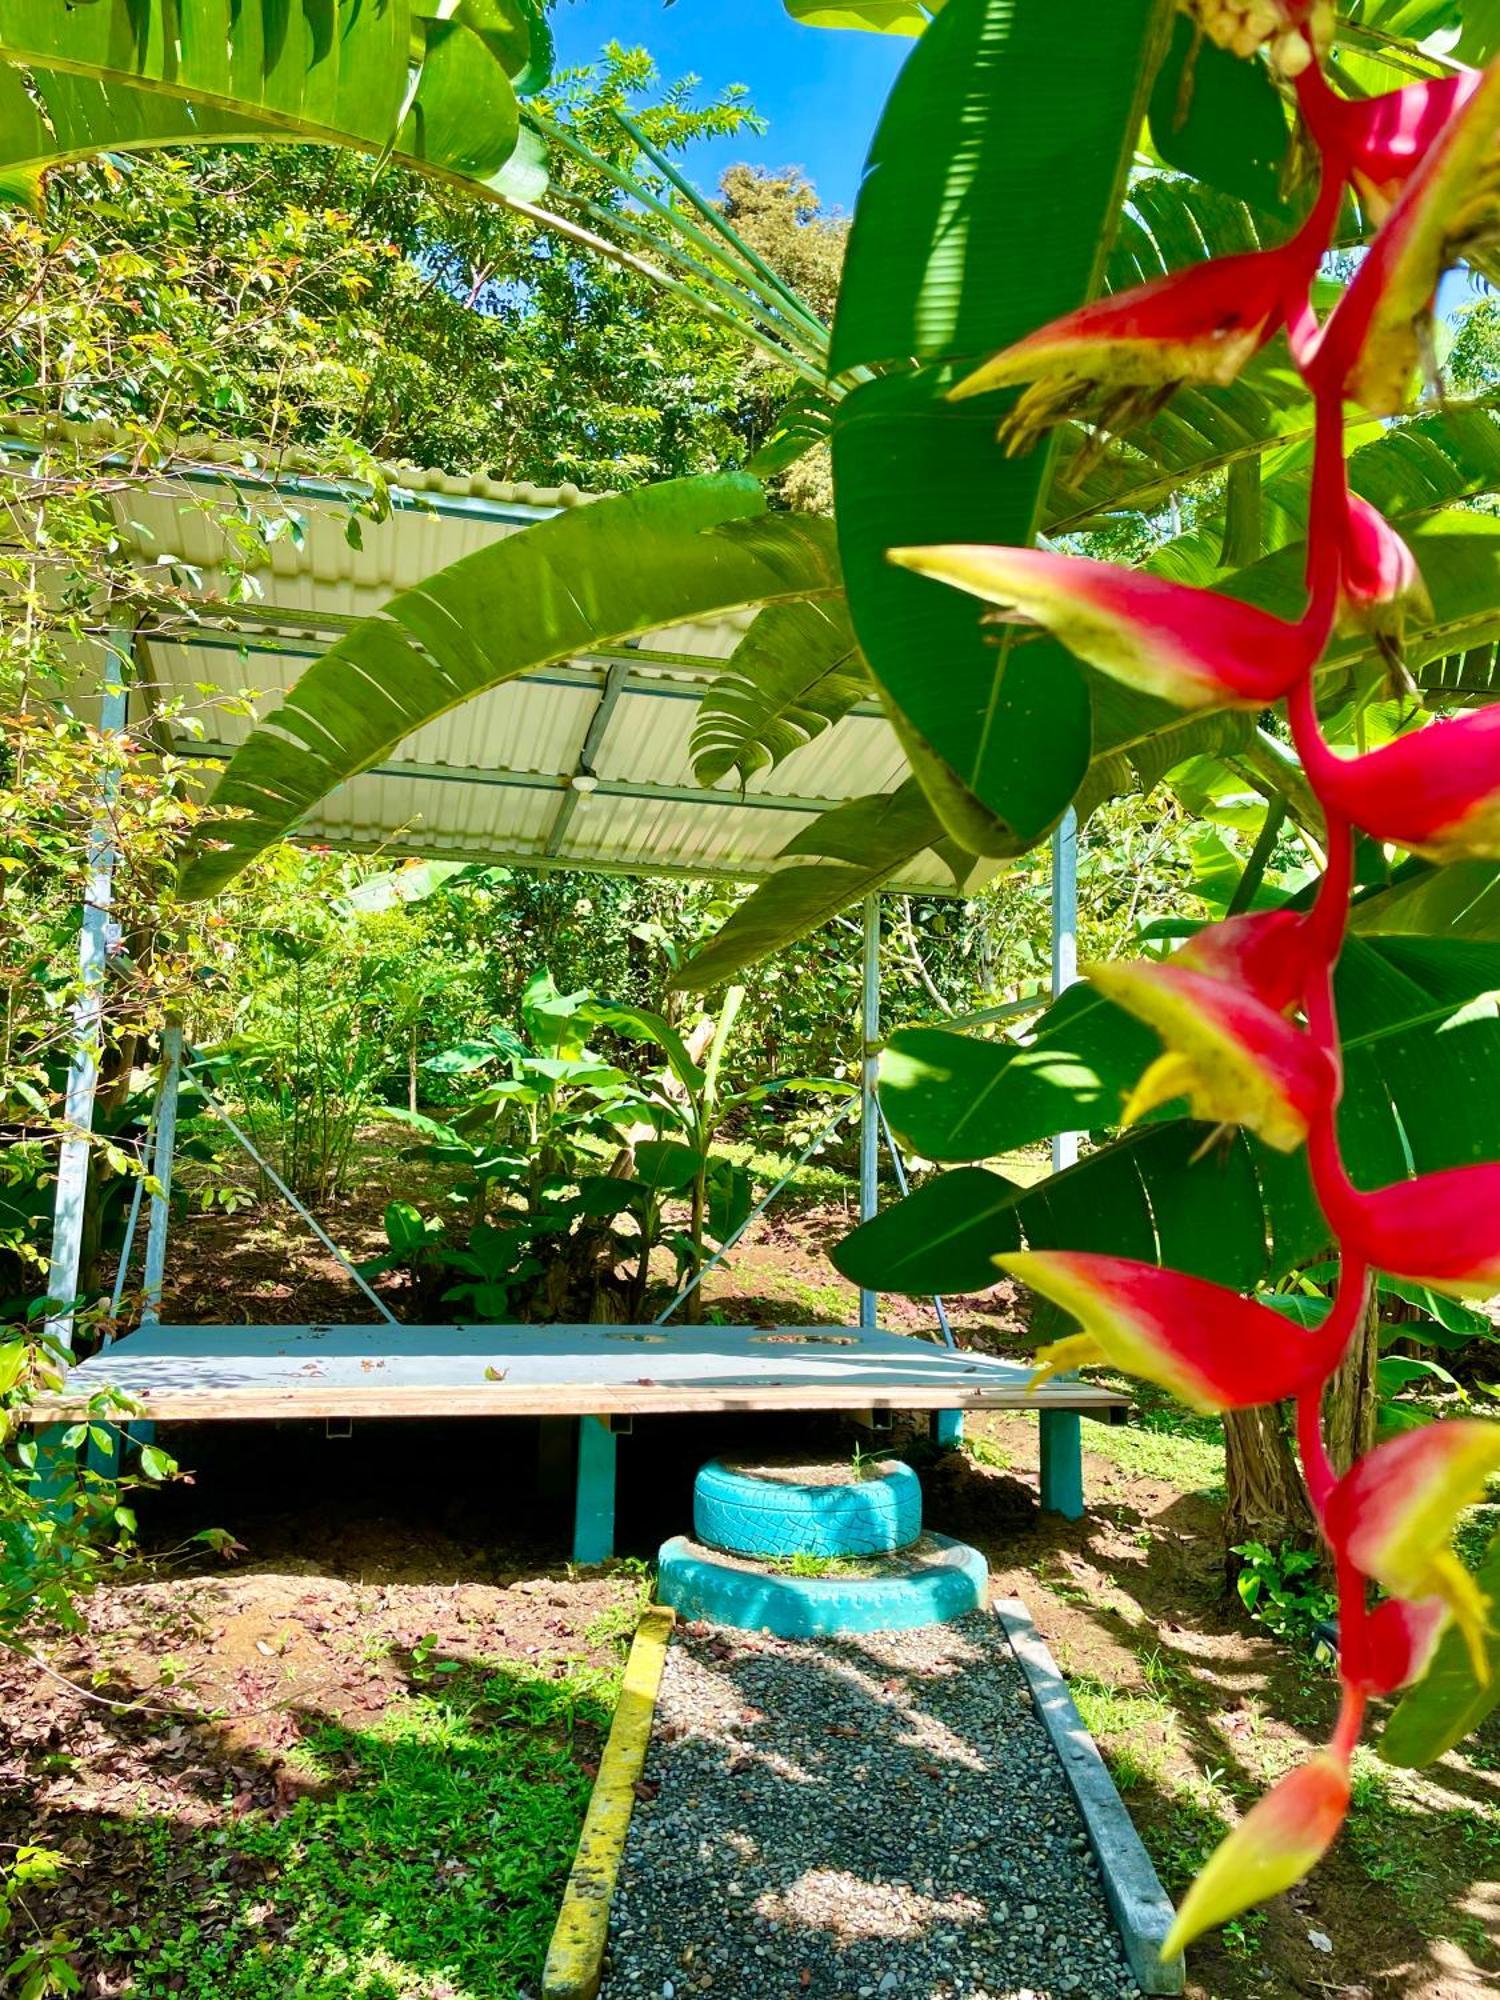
[109,460,990,891]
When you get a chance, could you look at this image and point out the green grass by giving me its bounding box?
[1086,1417,1226,1494]
[718,1139,856,1203]
[1068,1675,1174,1788]
[88,1658,616,1999]
[1344,1750,1500,1961]
[766,1551,878,1578]
[1083,1379,1226,1494]
[963,1434,1014,1473]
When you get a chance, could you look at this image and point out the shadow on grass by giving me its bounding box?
[24,1656,612,2000]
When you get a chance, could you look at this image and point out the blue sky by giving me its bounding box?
[549,3,909,211]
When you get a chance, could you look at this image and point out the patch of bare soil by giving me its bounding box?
[120,1127,1027,1350]
[0,1534,641,1993]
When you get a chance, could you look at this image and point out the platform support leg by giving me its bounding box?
[1039,1410,1084,1519]
[573,1416,617,1564]
[933,1410,965,1450]
[45,633,132,1355]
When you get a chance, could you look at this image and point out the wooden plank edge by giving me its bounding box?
[542,1602,676,2000]
[994,1596,1184,1996]
[22,1383,1131,1422]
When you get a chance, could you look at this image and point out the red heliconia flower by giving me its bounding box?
[1329,1160,1500,1299]
[1000,1251,1350,1413]
[1304,68,1480,219]
[1175,909,1321,1015]
[1337,495,1431,660]
[885,545,1322,711]
[1309,59,1500,414]
[1346,1595,1449,1697]
[1162,1751,1350,1958]
[1325,1422,1500,1680]
[1088,959,1334,1150]
[948,249,1293,452]
[1300,706,1500,862]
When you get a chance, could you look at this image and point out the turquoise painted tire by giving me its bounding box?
[693,1457,921,1559]
[656,1533,987,1637]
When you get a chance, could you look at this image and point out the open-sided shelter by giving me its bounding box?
[39,446,1124,1557]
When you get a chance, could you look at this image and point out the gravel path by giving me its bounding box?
[600,1610,1142,2000]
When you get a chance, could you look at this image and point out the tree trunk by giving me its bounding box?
[1324,1283,1381,1478]
[1223,1285,1381,1574]
[1224,1405,1313,1560]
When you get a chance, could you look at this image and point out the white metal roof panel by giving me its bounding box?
[117,464,991,892]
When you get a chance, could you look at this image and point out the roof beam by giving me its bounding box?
[274,829,964,897]
[174,739,842,815]
[138,619,889,716]
[545,660,628,859]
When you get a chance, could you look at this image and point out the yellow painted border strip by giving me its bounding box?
[543,1603,676,2000]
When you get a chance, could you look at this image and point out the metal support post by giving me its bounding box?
[140,1025,183,1325]
[858,893,881,1331]
[1051,807,1080,1172]
[1040,1410,1085,1519]
[876,1101,964,1448]
[1042,807,1085,1516]
[46,630,132,1353]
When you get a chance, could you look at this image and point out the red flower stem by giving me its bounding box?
[1329,1671,1368,1765]
[1303,385,1350,629]
[1293,52,1348,165]
[1294,1254,1371,1520]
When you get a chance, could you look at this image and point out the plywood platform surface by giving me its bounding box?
[33,1322,1129,1421]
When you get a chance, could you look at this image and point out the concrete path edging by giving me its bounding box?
[994,1595,1186,1997]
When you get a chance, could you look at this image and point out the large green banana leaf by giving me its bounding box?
[783,0,935,27]
[835,929,1500,1294]
[1352,859,1500,939]
[176,475,841,900]
[829,0,1167,852]
[0,0,545,204]
[689,601,869,788]
[666,780,975,993]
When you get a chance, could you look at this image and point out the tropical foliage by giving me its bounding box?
[7,0,1500,1971]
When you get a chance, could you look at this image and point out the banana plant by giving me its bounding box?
[834,904,1500,1301]
[25,0,1500,984]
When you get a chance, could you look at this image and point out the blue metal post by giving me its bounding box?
[858,893,881,1332]
[1040,1411,1085,1519]
[45,631,131,1353]
[573,1416,618,1564]
[1042,810,1085,1518]
[139,1025,182,1327]
[39,633,131,1515]
[1051,807,1080,1172]
[98,1023,183,1467]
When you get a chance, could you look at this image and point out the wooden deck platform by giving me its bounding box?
[30,1323,1127,1561]
[32,1321,1129,1423]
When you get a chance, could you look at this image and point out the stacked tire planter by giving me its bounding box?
[657,1456,988,1637]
